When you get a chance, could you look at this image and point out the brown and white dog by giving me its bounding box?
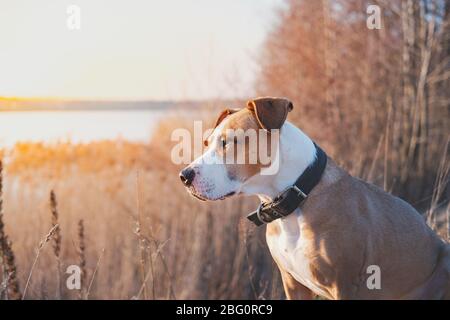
[179,97,450,299]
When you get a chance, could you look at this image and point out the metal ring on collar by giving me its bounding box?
[256,202,267,225]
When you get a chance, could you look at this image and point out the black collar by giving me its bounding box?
[246,143,327,226]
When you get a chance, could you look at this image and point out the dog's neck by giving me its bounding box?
[240,121,317,203]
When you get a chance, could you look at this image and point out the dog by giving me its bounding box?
[179,97,450,299]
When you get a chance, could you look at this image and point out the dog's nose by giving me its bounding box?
[180,168,195,186]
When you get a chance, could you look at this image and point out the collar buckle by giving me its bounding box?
[255,202,266,225]
[258,202,284,223]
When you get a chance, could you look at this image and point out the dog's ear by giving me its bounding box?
[213,108,239,129]
[246,97,293,131]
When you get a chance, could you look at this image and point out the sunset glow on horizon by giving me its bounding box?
[0,0,281,101]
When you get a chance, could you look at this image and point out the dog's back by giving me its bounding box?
[299,164,449,299]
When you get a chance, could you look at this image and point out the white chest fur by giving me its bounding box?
[240,122,329,297]
[266,210,329,298]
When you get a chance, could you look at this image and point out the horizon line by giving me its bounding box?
[0,95,247,103]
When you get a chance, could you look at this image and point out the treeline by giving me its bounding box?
[257,0,449,207]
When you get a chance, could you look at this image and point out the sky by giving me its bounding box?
[0,0,282,101]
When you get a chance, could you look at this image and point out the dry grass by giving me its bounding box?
[22,224,59,299]
[0,160,22,300]
[0,110,447,300]
[0,114,281,299]
[49,190,62,299]
[0,0,447,301]
[77,219,86,299]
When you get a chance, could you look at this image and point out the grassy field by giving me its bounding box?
[0,0,448,301]
[0,115,285,300]
[0,112,448,300]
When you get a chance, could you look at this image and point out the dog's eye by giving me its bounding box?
[203,140,208,147]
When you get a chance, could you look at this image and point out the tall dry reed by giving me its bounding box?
[77,219,86,299]
[50,190,63,299]
[0,160,21,300]
[22,224,59,299]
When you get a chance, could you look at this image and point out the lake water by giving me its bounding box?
[0,110,169,148]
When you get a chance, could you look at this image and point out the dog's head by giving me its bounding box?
[179,97,293,201]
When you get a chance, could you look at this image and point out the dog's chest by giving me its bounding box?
[266,213,329,298]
